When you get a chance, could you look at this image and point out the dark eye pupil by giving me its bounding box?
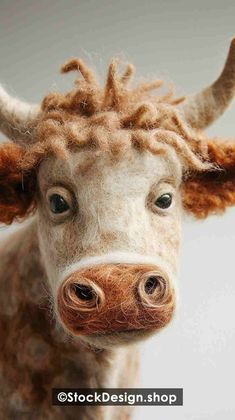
[49,194,70,214]
[155,193,172,209]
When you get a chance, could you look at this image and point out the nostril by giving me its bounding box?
[60,278,105,316]
[144,276,162,294]
[138,272,170,308]
[74,284,95,301]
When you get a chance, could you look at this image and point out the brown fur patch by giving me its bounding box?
[0,143,37,224]
[182,139,235,218]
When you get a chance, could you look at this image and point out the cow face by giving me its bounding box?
[36,146,181,347]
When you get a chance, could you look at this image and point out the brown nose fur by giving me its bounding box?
[57,264,175,336]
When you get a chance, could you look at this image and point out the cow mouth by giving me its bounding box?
[80,327,157,349]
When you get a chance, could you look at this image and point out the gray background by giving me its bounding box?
[0,1,235,419]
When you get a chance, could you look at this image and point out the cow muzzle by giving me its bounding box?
[57,263,176,340]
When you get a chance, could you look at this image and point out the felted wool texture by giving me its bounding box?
[0,39,235,419]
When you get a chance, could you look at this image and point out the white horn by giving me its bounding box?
[0,84,41,144]
[179,38,235,129]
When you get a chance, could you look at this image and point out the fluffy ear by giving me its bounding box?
[182,140,235,218]
[0,143,37,224]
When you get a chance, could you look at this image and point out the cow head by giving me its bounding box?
[0,39,235,348]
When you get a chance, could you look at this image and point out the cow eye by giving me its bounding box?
[155,193,172,209]
[49,194,70,214]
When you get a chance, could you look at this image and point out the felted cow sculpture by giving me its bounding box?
[0,39,235,419]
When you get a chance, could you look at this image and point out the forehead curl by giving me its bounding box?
[21,58,211,172]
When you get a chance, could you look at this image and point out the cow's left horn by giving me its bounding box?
[0,84,41,144]
[179,38,235,129]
